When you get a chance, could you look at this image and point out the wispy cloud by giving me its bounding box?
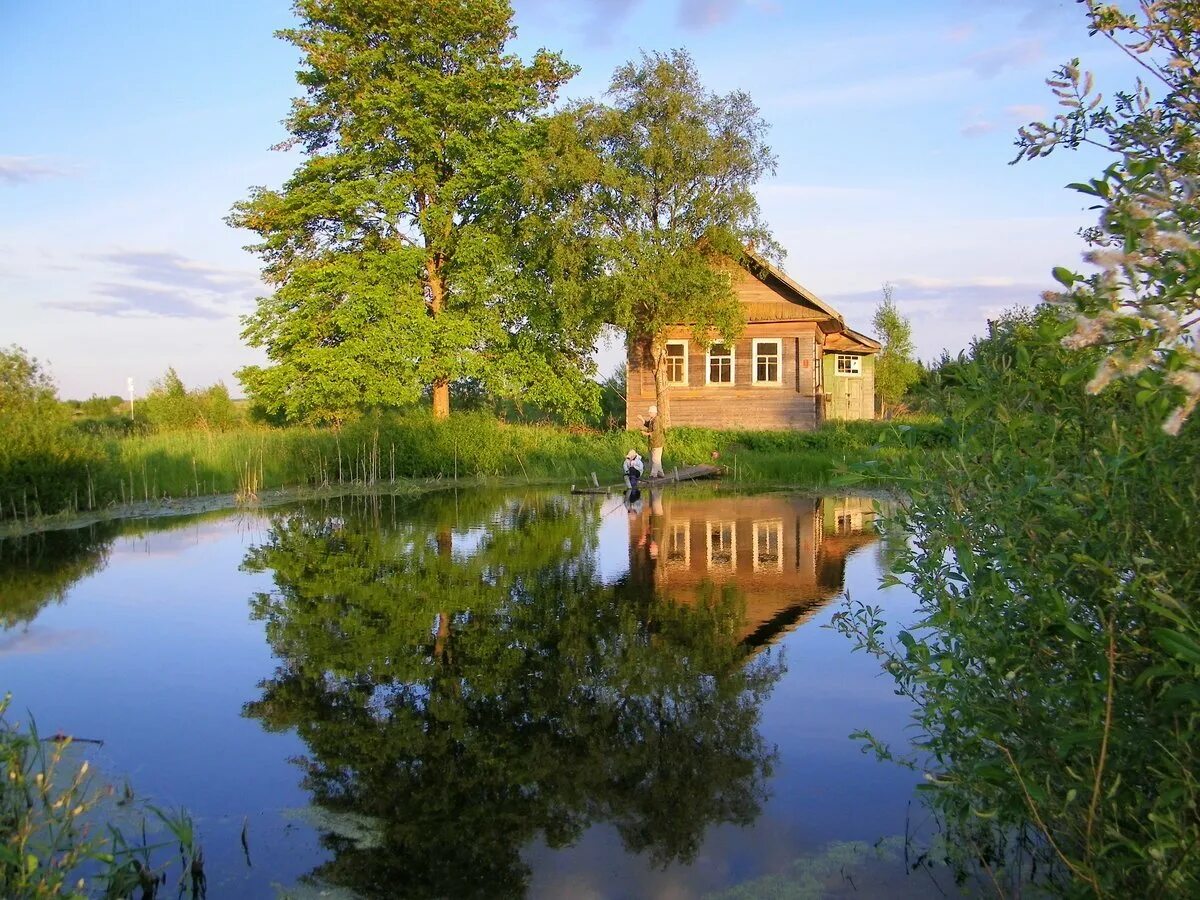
[828,276,1048,358]
[94,283,230,320]
[99,250,253,294]
[961,120,997,138]
[1005,103,1047,121]
[678,0,739,30]
[47,250,260,320]
[0,156,71,185]
[569,0,773,43]
[965,38,1044,78]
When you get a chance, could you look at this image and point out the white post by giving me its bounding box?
[127,376,135,421]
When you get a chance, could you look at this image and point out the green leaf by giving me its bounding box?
[1153,629,1200,666]
[1051,266,1077,287]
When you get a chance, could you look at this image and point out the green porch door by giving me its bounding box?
[821,353,873,420]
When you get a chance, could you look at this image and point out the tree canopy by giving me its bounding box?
[537,49,778,427]
[230,0,601,424]
[0,345,57,417]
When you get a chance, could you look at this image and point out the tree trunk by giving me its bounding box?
[433,528,453,664]
[432,379,450,420]
[426,256,451,421]
[650,334,671,430]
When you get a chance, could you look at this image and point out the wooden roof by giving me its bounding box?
[740,251,845,323]
[823,327,882,353]
[664,250,880,348]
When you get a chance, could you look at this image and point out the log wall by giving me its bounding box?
[625,322,825,431]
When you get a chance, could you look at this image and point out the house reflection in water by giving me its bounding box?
[626,492,879,647]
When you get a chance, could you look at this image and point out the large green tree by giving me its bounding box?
[230,0,599,424]
[543,50,778,429]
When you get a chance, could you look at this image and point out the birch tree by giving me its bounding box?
[556,50,778,428]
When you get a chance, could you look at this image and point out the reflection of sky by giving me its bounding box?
[594,495,634,584]
[109,516,271,559]
[0,511,322,897]
[0,492,928,897]
[0,626,95,656]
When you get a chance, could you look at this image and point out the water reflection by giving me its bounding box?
[0,525,119,628]
[0,489,892,898]
[627,491,878,647]
[241,490,787,898]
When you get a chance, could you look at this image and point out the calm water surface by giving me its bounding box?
[0,488,943,898]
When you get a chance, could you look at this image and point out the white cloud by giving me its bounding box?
[961,120,997,138]
[0,156,71,185]
[965,38,1044,77]
[1005,103,1048,121]
[827,276,1049,360]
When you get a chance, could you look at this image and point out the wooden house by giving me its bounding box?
[624,255,880,429]
[626,493,879,647]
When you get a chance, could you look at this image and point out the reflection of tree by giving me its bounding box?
[242,491,781,899]
[0,525,117,628]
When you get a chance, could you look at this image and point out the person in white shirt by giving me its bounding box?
[623,449,644,488]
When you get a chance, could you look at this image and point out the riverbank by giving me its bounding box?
[0,411,940,529]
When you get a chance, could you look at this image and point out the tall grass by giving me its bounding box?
[0,412,939,522]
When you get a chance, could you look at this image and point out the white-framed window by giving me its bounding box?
[836,511,863,534]
[706,342,735,385]
[835,353,861,376]
[706,520,736,571]
[666,521,690,568]
[752,339,781,385]
[752,519,783,571]
[664,340,688,386]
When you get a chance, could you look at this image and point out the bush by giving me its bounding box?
[836,306,1200,895]
[139,369,242,433]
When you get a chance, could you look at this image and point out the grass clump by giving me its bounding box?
[0,696,202,899]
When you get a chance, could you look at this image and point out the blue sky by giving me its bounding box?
[1,0,1136,399]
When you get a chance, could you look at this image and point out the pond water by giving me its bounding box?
[0,487,945,898]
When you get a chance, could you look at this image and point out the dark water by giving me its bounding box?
[0,488,942,898]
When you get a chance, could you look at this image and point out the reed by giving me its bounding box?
[0,411,938,522]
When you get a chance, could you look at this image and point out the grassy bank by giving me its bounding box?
[0,411,940,523]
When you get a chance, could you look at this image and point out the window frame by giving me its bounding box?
[751,338,783,386]
[834,353,862,377]
[705,341,736,386]
[705,520,737,572]
[663,340,689,386]
[752,519,784,572]
[666,521,691,569]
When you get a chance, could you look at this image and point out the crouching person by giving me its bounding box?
[623,449,644,489]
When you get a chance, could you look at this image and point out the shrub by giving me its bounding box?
[139,369,242,433]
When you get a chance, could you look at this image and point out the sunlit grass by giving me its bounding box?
[0,412,938,522]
